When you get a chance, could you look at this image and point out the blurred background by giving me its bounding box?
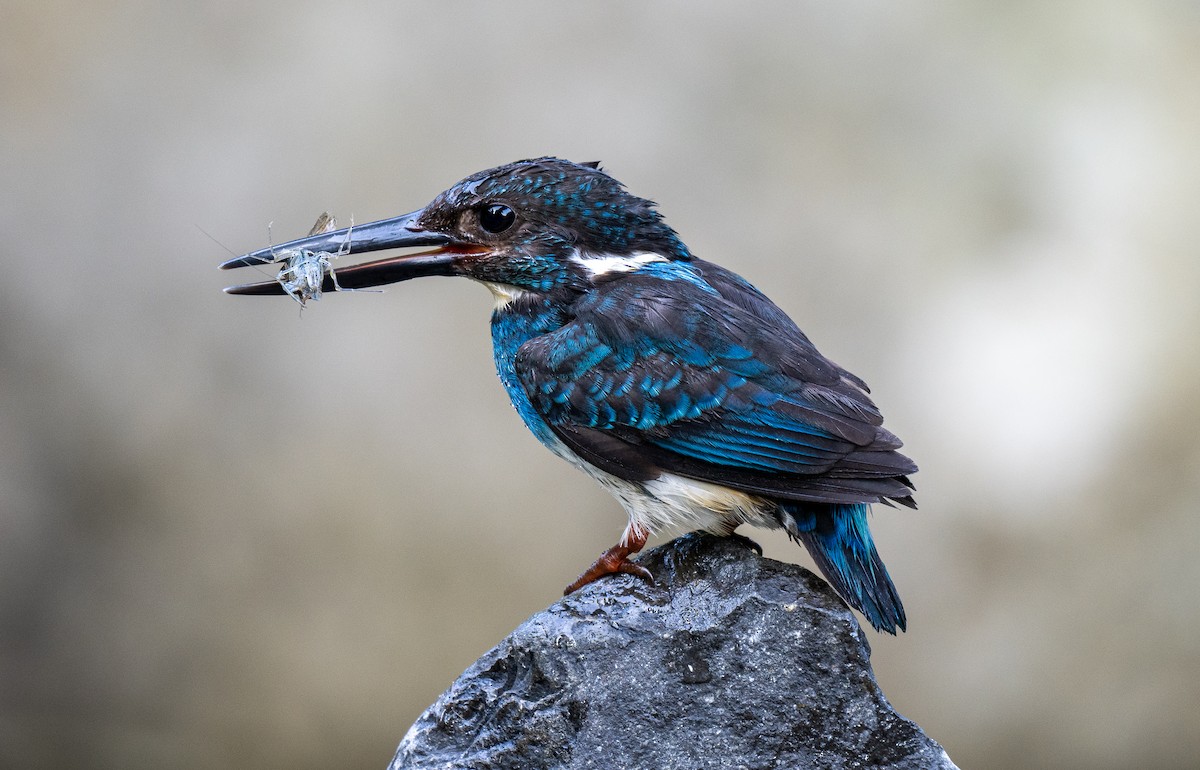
[2,2,1198,768]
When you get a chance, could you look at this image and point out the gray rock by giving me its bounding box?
[390,533,956,770]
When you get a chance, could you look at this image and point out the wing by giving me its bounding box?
[515,267,916,506]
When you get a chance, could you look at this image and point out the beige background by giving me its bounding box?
[2,2,1198,768]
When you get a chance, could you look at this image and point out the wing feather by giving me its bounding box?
[515,265,915,505]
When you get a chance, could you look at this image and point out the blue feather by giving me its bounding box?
[782,502,907,633]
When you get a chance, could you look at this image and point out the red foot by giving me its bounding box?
[563,528,653,595]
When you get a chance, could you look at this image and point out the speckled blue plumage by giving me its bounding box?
[511,261,914,503]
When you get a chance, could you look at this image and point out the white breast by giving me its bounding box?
[588,466,779,546]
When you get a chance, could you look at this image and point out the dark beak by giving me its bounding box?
[220,209,465,295]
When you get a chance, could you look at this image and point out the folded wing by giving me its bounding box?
[515,267,916,506]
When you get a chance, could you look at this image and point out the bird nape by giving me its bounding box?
[222,157,917,634]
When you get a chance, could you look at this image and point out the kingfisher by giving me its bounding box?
[221,158,917,633]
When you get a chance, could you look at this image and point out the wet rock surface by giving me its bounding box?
[390,533,956,770]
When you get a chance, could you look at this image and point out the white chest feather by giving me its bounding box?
[478,280,532,310]
[610,472,777,539]
[585,464,777,544]
[532,401,777,544]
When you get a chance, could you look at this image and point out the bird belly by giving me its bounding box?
[585,464,780,545]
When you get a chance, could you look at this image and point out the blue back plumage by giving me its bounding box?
[514,261,913,496]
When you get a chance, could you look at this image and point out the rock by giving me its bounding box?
[390,533,956,770]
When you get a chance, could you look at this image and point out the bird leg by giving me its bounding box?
[563,525,653,595]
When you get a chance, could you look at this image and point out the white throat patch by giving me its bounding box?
[478,281,531,310]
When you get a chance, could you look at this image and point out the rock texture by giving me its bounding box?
[390,534,956,770]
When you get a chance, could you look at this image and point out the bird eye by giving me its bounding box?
[478,203,516,234]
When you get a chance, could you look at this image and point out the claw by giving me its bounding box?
[564,527,653,594]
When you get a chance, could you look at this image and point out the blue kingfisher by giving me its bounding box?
[221,158,917,633]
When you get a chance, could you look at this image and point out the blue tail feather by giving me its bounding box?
[781,502,906,634]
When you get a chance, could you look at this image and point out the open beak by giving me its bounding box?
[220,209,466,295]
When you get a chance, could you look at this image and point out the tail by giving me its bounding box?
[780,502,906,634]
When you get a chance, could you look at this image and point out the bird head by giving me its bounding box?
[222,158,691,301]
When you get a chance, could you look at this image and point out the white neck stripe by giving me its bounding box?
[574,251,668,277]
